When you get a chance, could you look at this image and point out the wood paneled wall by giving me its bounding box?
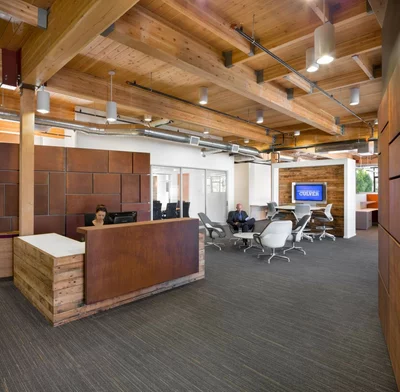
[0,143,151,243]
[378,59,400,388]
[279,165,345,236]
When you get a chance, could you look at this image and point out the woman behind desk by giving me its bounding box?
[88,204,112,226]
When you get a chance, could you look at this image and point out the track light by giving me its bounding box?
[374,118,378,125]
[144,114,152,122]
[244,139,249,144]
[314,15,335,65]
[349,87,360,106]
[256,109,264,124]
[199,86,208,105]
[37,86,50,114]
[306,47,319,72]
[203,129,210,135]
[294,130,301,137]
[106,71,117,122]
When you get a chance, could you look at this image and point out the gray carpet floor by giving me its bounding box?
[0,227,397,392]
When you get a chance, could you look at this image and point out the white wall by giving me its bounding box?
[234,163,250,212]
[249,164,272,205]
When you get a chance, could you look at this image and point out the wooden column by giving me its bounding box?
[19,88,35,235]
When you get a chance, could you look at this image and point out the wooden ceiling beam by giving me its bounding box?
[20,0,140,86]
[308,0,329,23]
[262,32,381,82]
[108,7,341,135]
[367,0,388,27]
[0,0,45,28]
[46,68,272,144]
[351,54,375,79]
[284,73,312,94]
[231,0,373,65]
[162,0,251,55]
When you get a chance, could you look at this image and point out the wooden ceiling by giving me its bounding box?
[0,0,382,152]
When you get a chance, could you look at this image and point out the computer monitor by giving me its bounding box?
[109,211,137,224]
[292,182,327,204]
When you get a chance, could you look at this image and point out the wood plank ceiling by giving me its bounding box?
[0,0,382,151]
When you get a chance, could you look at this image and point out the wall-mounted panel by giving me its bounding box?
[0,185,4,217]
[0,171,18,184]
[35,146,65,171]
[379,226,390,292]
[389,63,400,142]
[389,135,400,179]
[49,173,65,215]
[379,272,390,345]
[121,202,151,222]
[93,173,120,194]
[379,127,390,231]
[34,215,65,235]
[67,148,108,173]
[140,175,150,203]
[66,173,92,194]
[389,178,400,243]
[121,175,140,203]
[34,171,48,185]
[0,217,11,232]
[66,215,85,241]
[5,185,18,217]
[379,88,389,133]
[0,144,18,170]
[109,151,132,173]
[133,152,150,174]
[34,185,49,215]
[66,194,121,215]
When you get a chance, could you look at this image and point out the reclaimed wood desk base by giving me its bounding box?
[14,233,205,326]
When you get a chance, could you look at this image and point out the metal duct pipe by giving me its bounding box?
[0,110,261,157]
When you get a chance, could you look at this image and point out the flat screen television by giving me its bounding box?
[109,211,138,224]
[291,182,327,204]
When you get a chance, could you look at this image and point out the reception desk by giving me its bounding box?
[14,219,204,326]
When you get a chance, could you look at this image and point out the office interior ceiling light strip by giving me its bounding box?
[233,27,373,130]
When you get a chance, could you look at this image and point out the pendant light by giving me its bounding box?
[314,0,335,65]
[106,71,117,122]
[294,130,301,137]
[37,86,50,114]
[199,86,208,105]
[256,109,264,124]
[144,114,152,122]
[306,48,319,72]
[349,87,360,106]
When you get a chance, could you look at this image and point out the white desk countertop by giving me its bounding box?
[277,205,325,211]
[19,233,85,258]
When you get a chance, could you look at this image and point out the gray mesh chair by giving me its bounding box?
[266,202,287,221]
[283,215,311,255]
[292,204,311,222]
[314,204,335,241]
[254,221,292,263]
[198,212,227,250]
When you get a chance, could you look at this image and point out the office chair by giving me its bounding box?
[254,220,292,263]
[163,202,178,219]
[266,202,286,221]
[182,201,190,217]
[314,204,336,241]
[283,215,311,255]
[226,210,255,246]
[198,212,226,250]
[152,201,162,220]
[292,204,313,241]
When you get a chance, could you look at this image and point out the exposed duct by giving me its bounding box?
[0,110,261,157]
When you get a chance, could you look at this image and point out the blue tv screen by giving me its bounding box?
[294,184,324,202]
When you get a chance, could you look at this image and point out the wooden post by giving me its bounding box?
[19,88,35,236]
[271,152,280,163]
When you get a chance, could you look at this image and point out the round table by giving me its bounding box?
[233,232,262,253]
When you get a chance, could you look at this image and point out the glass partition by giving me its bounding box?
[181,168,206,218]
[206,170,227,222]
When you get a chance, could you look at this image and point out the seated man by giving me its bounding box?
[227,204,255,244]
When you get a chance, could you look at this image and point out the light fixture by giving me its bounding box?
[314,0,335,65]
[328,149,358,154]
[294,130,301,137]
[256,109,264,124]
[349,87,360,106]
[203,129,210,135]
[144,114,152,122]
[106,70,117,122]
[306,47,319,72]
[374,118,378,125]
[36,86,50,114]
[199,86,208,105]
[244,139,249,143]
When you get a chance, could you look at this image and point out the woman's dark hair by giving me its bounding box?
[95,204,108,214]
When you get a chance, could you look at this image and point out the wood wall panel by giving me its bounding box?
[0,171,19,184]
[379,127,390,231]
[67,148,108,173]
[35,146,65,171]
[279,165,344,236]
[0,237,13,278]
[66,215,85,241]
[133,152,150,174]
[379,226,390,292]
[121,174,140,203]
[34,185,49,215]
[388,63,400,142]
[140,175,150,203]
[49,173,65,215]
[0,218,11,232]
[93,174,120,194]
[389,135,400,179]
[34,171,48,185]
[34,215,65,235]
[66,195,121,215]
[378,88,389,133]
[0,185,4,216]
[379,271,390,345]
[389,178,400,244]
[0,144,18,170]
[5,185,18,217]
[109,151,132,173]
[121,203,151,222]
[137,211,151,222]
[66,173,92,194]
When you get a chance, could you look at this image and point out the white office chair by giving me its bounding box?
[266,202,286,221]
[314,204,335,241]
[254,221,292,263]
[292,204,313,241]
[283,215,311,255]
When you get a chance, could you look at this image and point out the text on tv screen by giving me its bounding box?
[294,184,324,202]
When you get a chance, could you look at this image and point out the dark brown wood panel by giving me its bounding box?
[140,175,150,203]
[137,211,151,222]
[66,194,121,215]
[35,146,65,171]
[49,173,65,215]
[78,219,199,304]
[109,151,132,173]
[379,225,390,293]
[66,172,92,194]
[389,63,400,142]
[0,217,11,232]
[389,178,400,243]
[34,185,49,215]
[379,127,390,231]
[4,185,18,217]
[389,134,400,179]
[0,171,19,184]
[67,148,108,173]
[121,174,140,203]
[0,143,18,170]
[66,214,85,240]
[34,171,49,185]
[34,215,65,235]
[279,165,344,236]
[378,88,389,133]
[121,203,150,212]
[0,185,4,217]
[93,173,120,194]
[379,271,390,345]
[132,152,150,174]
